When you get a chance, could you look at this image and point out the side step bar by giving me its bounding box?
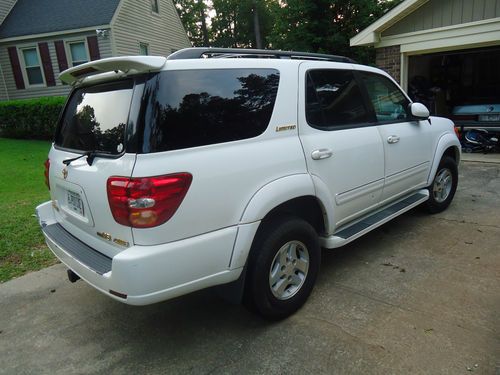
[320,189,429,249]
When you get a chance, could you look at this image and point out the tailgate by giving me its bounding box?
[48,79,137,257]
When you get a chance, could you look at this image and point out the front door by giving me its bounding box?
[298,63,385,230]
[356,70,433,204]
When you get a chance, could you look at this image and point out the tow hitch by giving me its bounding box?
[67,269,81,283]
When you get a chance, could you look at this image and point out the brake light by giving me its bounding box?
[107,173,192,228]
[44,159,50,190]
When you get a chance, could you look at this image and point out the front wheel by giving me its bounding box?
[243,217,321,320]
[424,156,458,214]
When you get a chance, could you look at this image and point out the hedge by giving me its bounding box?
[0,96,66,140]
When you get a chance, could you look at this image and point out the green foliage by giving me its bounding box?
[173,0,209,46]
[0,96,65,140]
[0,138,55,283]
[174,0,403,64]
[211,0,274,48]
[268,0,404,64]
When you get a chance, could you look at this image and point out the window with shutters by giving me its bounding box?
[67,41,89,67]
[20,47,45,87]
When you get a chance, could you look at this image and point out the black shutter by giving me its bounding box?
[54,40,69,72]
[87,36,100,61]
[7,47,25,90]
[38,42,55,86]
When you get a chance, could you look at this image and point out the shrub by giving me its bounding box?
[0,96,66,140]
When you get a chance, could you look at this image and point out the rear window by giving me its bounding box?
[140,69,280,153]
[55,80,133,155]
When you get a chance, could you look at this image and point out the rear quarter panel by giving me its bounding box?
[131,61,308,245]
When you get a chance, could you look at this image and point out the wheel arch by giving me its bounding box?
[427,133,461,186]
[231,174,330,270]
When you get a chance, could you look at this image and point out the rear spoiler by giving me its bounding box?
[59,56,167,85]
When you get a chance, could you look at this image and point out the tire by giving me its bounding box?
[424,156,458,214]
[243,216,321,320]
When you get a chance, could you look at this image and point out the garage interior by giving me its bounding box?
[407,46,500,151]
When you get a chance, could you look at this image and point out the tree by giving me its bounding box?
[268,0,403,64]
[173,0,210,46]
[210,0,274,48]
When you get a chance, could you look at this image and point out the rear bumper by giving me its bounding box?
[36,201,243,305]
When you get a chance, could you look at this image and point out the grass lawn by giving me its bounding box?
[0,138,57,283]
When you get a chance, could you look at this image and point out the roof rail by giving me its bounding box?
[167,47,355,63]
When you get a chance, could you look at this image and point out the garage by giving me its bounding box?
[350,0,500,152]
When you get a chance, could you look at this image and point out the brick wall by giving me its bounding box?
[375,45,401,83]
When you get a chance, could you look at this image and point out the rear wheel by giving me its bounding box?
[243,217,320,320]
[425,156,458,213]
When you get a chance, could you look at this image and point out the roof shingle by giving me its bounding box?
[0,0,121,39]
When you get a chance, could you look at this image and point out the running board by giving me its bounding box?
[320,190,429,249]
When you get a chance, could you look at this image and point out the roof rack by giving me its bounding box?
[167,47,355,63]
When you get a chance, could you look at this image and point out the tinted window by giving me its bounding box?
[56,80,133,154]
[306,69,371,129]
[140,69,279,153]
[360,72,410,123]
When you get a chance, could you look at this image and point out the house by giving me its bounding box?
[0,0,190,101]
[350,0,500,118]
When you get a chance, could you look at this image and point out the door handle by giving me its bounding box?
[311,148,333,160]
[387,135,400,144]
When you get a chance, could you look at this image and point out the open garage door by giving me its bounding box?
[408,46,500,153]
[408,46,500,129]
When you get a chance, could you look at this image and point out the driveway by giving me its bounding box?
[1,161,499,374]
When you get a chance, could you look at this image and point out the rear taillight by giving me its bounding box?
[107,173,192,228]
[44,159,50,190]
[454,126,461,139]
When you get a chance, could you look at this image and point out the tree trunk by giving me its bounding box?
[252,0,262,49]
[198,0,209,46]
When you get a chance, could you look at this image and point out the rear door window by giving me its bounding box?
[306,69,373,130]
[140,69,280,153]
[56,80,133,155]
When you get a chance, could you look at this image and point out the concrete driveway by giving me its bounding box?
[1,161,499,375]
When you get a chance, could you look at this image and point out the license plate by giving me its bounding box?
[479,114,500,122]
[67,191,84,216]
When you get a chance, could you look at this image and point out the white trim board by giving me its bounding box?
[378,17,500,50]
[0,25,110,43]
[350,0,429,46]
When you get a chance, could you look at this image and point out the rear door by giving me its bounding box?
[298,63,385,229]
[356,70,433,204]
[49,79,138,258]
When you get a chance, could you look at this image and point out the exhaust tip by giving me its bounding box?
[67,269,81,283]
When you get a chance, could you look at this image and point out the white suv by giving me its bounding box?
[37,48,460,319]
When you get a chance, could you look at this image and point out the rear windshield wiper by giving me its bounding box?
[63,150,110,166]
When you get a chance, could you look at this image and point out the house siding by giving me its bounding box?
[0,31,112,100]
[0,0,16,24]
[383,0,500,37]
[112,0,190,57]
[0,65,8,100]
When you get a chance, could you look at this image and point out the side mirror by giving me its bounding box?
[409,102,430,120]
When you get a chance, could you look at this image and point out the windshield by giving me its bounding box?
[55,80,134,155]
